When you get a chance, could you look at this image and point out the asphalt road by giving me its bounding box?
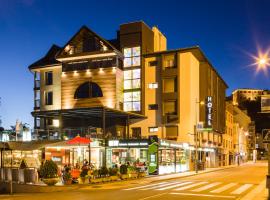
[0,162,267,200]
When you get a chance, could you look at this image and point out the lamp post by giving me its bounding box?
[194,99,204,174]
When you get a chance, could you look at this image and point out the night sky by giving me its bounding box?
[0,0,270,129]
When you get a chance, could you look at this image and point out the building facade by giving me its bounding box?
[28,21,227,170]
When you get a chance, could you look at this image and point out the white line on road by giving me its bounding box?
[123,182,168,190]
[210,183,238,193]
[191,182,222,192]
[230,184,253,195]
[170,192,236,199]
[156,182,193,190]
[140,182,180,190]
[174,181,208,191]
[138,193,168,200]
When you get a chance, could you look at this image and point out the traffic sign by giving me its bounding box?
[263,129,270,143]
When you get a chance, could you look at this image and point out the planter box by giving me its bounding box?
[110,176,119,181]
[78,177,90,184]
[120,174,129,180]
[102,177,111,182]
[90,178,103,184]
[12,168,19,182]
[64,179,72,185]
[43,178,59,186]
[128,173,138,179]
[138,172,146,178]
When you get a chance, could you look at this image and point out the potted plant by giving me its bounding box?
[40,160,59,186]
[63,172,72,185]
[109,168,119,181]
[128,166,138,179]
[119,164,128,180]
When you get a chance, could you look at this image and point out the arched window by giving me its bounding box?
[74,81,103,99]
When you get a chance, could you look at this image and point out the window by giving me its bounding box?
[149,127,158,133]
[148,104,158,110]
[148,83,158,89]
[123,47,141,67]
[45,91,53,105]
[163,78,177,93]
[74,81,103,99]
[45,71,53,85]
[132,127,141,138]
[164,59,175,68]
[149,61,158,67]
[124,69,141,89]
[35,117,40,128]
[164,101,177,115]
[124,91,141,111]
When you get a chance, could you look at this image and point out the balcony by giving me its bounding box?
[34,80,40,90]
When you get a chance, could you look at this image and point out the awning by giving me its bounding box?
[31,106,146,120]
[2,141,60,151]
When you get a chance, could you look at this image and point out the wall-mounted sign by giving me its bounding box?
[148,135,158,175]
[108,139,149,147]
[205,96,213,128]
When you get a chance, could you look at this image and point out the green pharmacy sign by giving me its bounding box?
[148,136,158,175]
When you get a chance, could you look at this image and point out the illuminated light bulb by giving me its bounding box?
[86,69,91,75]
[61,72,66,77]
[74,71,78,76]
[99,68,104,73]
[112,67,116,73]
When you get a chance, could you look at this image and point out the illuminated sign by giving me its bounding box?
[108,140,149,147]
[205,96,213,128]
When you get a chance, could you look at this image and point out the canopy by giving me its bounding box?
[67,136,92,145]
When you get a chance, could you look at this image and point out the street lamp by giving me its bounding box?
[194,99,205,173]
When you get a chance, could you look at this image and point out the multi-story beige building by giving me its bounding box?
[28,21,227,170]
[223,102,235,166]
[232,88,263,106]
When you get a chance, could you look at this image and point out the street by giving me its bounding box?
[0,162,267,200]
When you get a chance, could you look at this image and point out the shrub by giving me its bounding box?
[20,159,27,169]
[63,172,72,181]
[120,164,127,175]
[109,168,118,176]
[40,160,58,179]
[99,166,109,177]
[92,169,99,178]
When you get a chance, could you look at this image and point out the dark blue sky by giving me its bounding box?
[0,0,270,128]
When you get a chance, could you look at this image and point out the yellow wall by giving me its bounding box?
[152,26,167,52]
[179,52,200,144]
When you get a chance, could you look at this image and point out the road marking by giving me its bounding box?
[210,183,238,193]
[156,182,193,190]
[123,181,168,190]
[140,182,179,190]
[138,193,167,200]
[170,192,236,199]
[191,182,222,192]
[230,184,253,194]
[174,181,208,191]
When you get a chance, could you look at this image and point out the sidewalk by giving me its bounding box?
[145,164,238,183]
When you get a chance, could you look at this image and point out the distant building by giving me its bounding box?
[232,88,263,106]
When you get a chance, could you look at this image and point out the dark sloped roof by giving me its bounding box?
[57,25,122,58]
[28,44,61,70]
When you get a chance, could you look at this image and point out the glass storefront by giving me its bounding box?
[2,150,42,168]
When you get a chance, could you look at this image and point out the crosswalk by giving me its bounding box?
[123,180,255,196]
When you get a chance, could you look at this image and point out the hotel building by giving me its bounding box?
[28,21,227,170]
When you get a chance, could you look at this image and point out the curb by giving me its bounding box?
[239,179,267,200]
